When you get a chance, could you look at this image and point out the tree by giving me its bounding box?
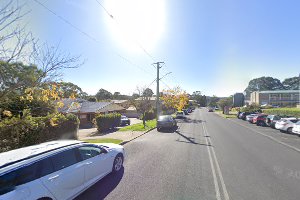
[95,88,112,101]
[0,61,43,99]
[244,76,284,96]
[143,88,154,97]
[132,87,153,128]
[132,93,140,99]
[208,95,219,107]
[161,87,189,111]
[217,96,233,114]
[282,76,300,90]
[57,82,86,98]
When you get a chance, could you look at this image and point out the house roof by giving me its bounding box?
[257,90,300,94]
[111,100,128,104]
[77,102,112,113]
[58,99,125,113]
[135,97,157,101]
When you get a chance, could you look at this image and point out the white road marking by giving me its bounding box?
[203,122,230,200]
[229,119,300,154]
[199,110,230,200]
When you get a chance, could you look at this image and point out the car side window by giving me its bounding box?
[38,157,54,177]
[51,149,78,171]
[78,146,102,160]
[0,161,40,195]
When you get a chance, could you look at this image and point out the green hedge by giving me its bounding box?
[0,113,79,153]
[94,113,121,132]
[262,108,300,118]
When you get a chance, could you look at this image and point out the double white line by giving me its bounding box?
[201,118,230,200]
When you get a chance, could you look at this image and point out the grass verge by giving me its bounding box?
[83,138,123,144]
[118,119,156,132]
[215,110,237,119]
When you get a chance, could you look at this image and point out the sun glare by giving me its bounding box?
[104,0,165,53]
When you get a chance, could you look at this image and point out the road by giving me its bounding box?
[76,108,300,200]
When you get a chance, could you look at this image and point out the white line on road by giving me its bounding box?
[229,119,300,154]
[202,123,230,200]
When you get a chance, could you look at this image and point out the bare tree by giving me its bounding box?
[132,86,153,128]
[0,0,83,85]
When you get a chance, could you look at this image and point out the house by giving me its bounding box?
[58,99,125,128]
[111,100,130,109]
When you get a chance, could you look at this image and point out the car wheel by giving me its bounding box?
[157,127,160,131]
[287,127,293,134]
[112,154,123,173]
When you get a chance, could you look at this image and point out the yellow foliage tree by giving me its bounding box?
[161,87,189,111]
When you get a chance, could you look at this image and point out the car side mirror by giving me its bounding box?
[101,148,108,154]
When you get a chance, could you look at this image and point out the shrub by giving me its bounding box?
[0,113,79,153]
[94,113,121,132]
[262,108,300,118]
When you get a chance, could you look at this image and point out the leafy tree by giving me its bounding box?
[244,76,284,96]
[217,97,233,114]
[143,88,154,97]
[161,87,189,111]
[56,82,87,98]
[87,96,97,102]
[0,61,44,99]
[282,76,300,90]
[132,93,140,99]
[208,95,219,107]
[95,88,112,100]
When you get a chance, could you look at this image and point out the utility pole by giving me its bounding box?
[153,62,164,119]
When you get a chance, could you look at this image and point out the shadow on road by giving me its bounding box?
[174,130,212,146]
[75,167,124,200]
[176,118,206,124]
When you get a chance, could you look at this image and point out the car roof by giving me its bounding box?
[0,140,85,169]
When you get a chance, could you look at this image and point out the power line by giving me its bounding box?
[94,0,156,62]
[32,0,155,77]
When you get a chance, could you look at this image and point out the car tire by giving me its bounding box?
[37,198,53,200]
[157,127,160,131]
[112,153,123,173]
[287,127,293,134]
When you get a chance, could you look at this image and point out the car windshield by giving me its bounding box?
[158,116,169,120]
[1,1,300,199]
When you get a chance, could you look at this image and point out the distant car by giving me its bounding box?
[0,140,124,200]
[214,107,219,110]
[208,107,214,112]
[246,114,258,123]
[176,111,186,119]
[182,109,189,115]
[157,115,177,131]
[120,115,130,126]
[265,115,281,128]
[187,108,192,113]
[292,121,300,135]
[240,112,253,120]
[275,118,299,134]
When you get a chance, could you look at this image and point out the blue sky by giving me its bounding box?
[20,0,300,96]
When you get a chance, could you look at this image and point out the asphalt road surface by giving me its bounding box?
[76,108,300,200]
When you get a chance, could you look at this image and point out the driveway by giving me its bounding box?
[77,118,142,140]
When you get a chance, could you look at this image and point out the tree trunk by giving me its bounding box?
[143,112,146,128]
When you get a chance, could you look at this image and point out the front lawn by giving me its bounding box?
[118,119,156,132]
[83,138,123,144]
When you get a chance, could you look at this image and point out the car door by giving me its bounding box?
[40,148,85,200]
[77,145,113,187]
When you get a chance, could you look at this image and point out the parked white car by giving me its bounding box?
[275,118,299,134]
[292,121,300,135]
[0,140,125,200]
